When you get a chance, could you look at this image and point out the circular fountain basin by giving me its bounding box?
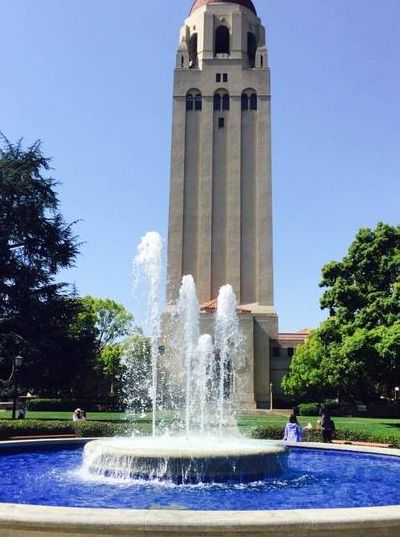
[0,440,400,536]
[84,436,288,483]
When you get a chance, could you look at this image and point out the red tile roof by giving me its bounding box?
[190,0,257,16]
[200,298,252,313]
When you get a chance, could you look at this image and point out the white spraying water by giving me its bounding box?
[196,334,214,433]
[214,284,243,433]
[133,231,163,436]
[176,275,200,435]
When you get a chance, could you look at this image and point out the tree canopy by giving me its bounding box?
[282,223,400,402]
[74,296,134,355]
[0,136,88,393]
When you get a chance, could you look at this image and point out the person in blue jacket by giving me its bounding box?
[283,413,304,443]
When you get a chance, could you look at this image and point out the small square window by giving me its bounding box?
[216,73,221,83]
[287,347,295,358]
[218,117,225,129]
[223,73,228,82]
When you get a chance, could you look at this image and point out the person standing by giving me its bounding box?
[283,413,304,443]
[320,409,335,443]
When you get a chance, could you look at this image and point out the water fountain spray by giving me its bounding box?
[133,231,163,436]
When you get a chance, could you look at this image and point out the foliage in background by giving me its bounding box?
[73,296,135,394]
[0,136,96,393]
[119,333,151,412]
[250,423,400,448]
[283,223,400,402]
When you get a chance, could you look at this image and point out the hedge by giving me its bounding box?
[0,420,151,440]
[250,424,400,449]
[25,398,116,412]
[297,401,353,417]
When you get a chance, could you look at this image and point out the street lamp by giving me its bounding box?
[395,386,400,402]
[11,355,23,420]
[269,383,273,412]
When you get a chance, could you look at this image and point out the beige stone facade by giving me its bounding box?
[166,0,289,408]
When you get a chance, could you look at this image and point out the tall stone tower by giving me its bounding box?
[167,0,278,407]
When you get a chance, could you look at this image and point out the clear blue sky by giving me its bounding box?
[1,0,399,332]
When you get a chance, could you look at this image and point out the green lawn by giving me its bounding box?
[0,410,399,439]
[237,413,400,437]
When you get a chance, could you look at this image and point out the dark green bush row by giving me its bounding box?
[25,398,116,412]
[297,401,353,417]
[0,420,151,440]
[250,424,400,449]
[297,403,320,416]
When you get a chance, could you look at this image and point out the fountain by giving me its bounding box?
[83,232,287,483]
[0,232,399,536]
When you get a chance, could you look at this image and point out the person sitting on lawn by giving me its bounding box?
[72,408,85,422]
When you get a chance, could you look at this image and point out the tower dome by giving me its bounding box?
[189,0,257,16]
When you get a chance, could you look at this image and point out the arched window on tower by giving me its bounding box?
[195,93,202,111]
[186,93,194,111]
[187,90,202,112]
[189,34,198,69]
[214,90,230,111]
[250,93,258,110]
[215,25,230,55]
[214,93,221,111]
[241,90,257,111]
[247,32,257,68]
[222,93,230,111]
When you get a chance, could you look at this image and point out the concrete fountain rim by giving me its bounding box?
[0,439,400,536]
[83,436,287,459]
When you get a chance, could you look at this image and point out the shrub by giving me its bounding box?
[297,401,352,417]
[250,424,400,448]
[0,420,151,440]
[0,420,74,440]
[26,398,116,412]
[297,403,320,416]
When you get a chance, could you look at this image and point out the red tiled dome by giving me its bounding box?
[190,0,257,16]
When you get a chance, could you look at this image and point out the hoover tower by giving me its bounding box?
[167,0,278,407]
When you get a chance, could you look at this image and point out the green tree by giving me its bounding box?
[282,223,400,401]
[75,296,134,355]
[73,296,135,393]
[0,136,89,393]
[119,333,151,412]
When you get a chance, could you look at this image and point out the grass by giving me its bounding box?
[0,410,399,438]
[237,412,400,437]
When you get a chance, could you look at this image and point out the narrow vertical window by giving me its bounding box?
[250,93,257,110]
[214,93,221,111]
[189,34,198,69]
[195,94,202,111]
[223,73,228,82]
[216,73,221,83]
[247,32,257,68]
[218,117,225,129]
[215,26,230,55]
[241,93,249,110]
[186,94,194,111]
[222,93,230,111]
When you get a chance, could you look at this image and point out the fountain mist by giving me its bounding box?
[132,231,163,436]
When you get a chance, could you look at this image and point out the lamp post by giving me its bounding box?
[269,383,273,412]
[11,354,23,420]
[395,386,400,403]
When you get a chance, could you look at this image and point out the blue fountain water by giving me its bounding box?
[0,445,399,510]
